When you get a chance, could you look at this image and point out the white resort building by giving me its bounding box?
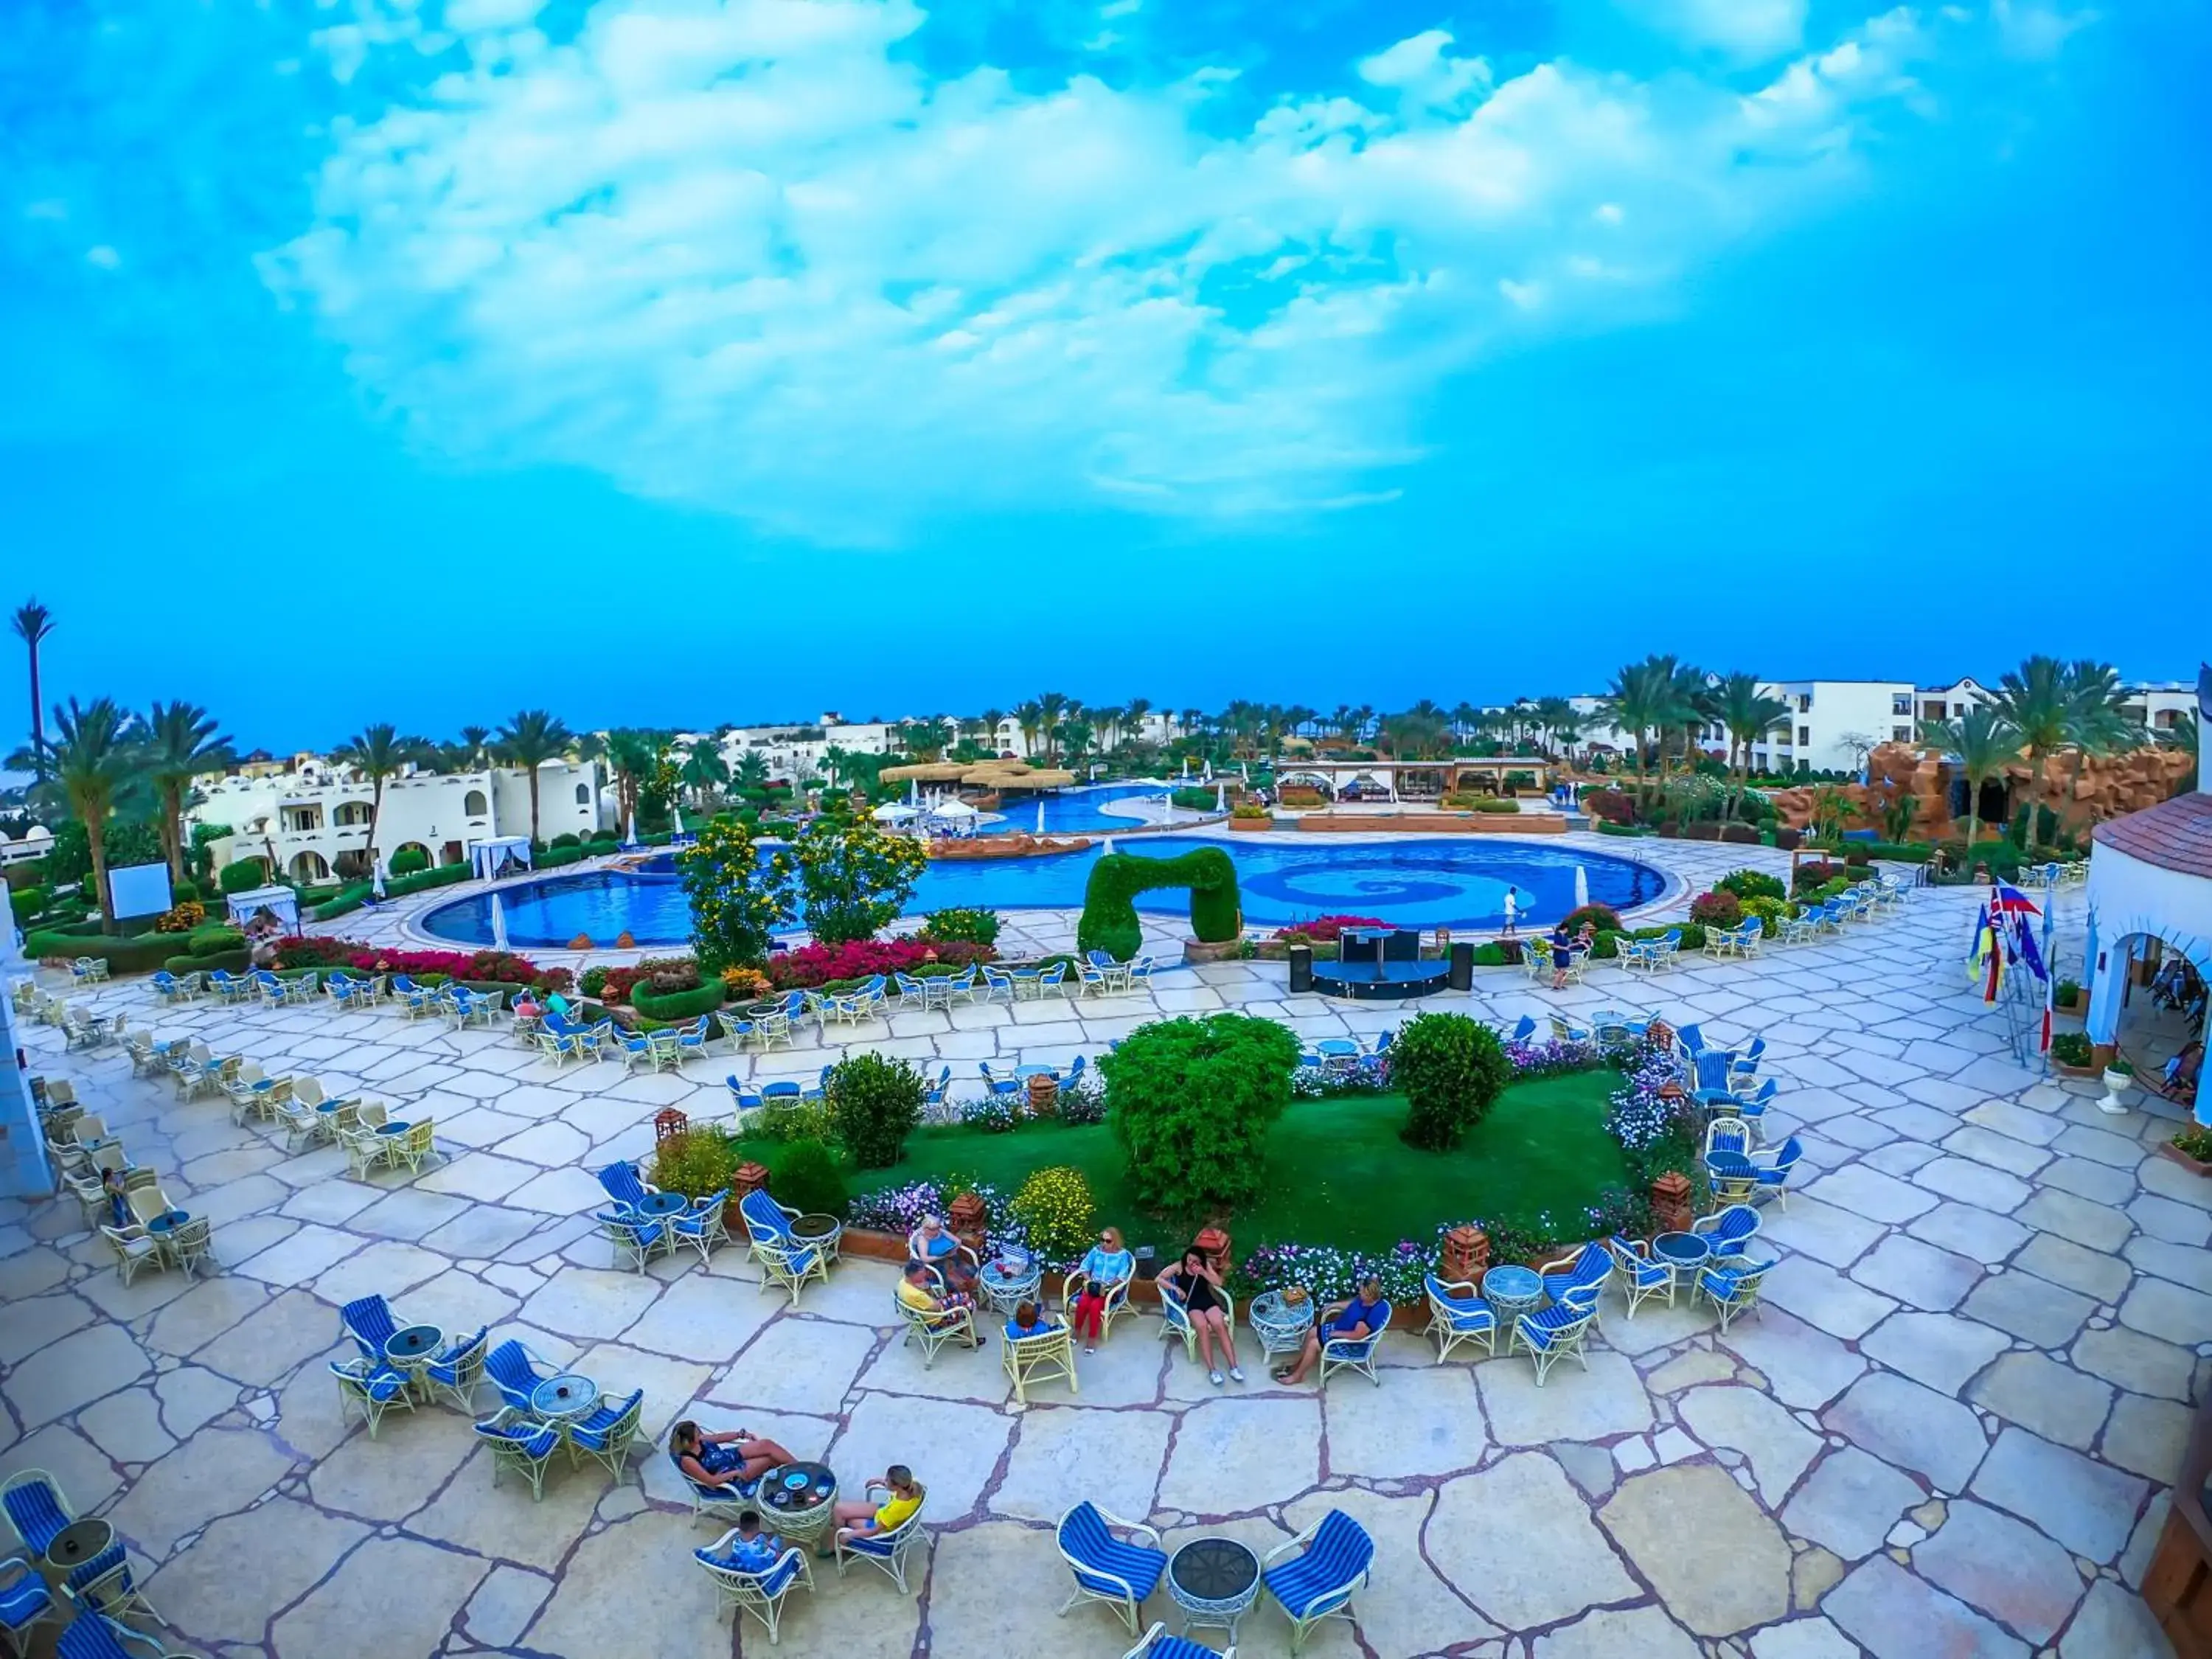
[187,761,603,883]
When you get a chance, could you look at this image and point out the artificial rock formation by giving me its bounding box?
[1770,742,2192,839]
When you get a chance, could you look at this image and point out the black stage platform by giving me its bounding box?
[1310,926,1451,1001]
[1310,957,1452,1001]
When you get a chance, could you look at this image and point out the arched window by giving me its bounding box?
[463,788,490,817]
[575,783,591,805]
[289,851,331,883]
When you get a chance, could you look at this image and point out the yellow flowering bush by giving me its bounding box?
[1011,1166,1096,1264]
[720,965,773,1001]
[153,900,207,934]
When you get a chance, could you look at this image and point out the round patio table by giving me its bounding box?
[1168,1537,1262,1642]
[532,1375,600,1421]
[145,1210,189,1235]
[638,1191,689,1218]
[1652,1231,1711,1301]
[1248,1289,1316,1364]
[1482,1265,1544,1332]
[377,1121,408,1137]
[978,1248,1040,1315]
[762,1461,838,1554]
[1705,1150,1756,1203]
[386,1324,443,1363]
[45,1518,114,1573]
[792,1212,844,1261]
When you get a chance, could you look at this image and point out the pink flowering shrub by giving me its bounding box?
[1270,914,1387,943]
[762,936,995,990]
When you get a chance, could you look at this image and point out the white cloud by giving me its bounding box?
[270,0,2024,543]
[1992,0,2096,58]
[1614,0,1809,60]
[85,245,122,270]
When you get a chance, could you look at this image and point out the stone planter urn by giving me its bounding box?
[732,1161,771,1203]
[1194,1226,1232,1278]
[1650,1172,1694,1236]
[2099,1067,2134,1117]
[948,1192,990,1259]
[1441,1225,1490,1284]
[1026,1073,1059,1118]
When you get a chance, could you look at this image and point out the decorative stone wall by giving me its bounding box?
[1769,742,2193,839]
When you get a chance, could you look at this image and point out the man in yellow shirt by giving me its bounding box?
[833,1465,924,1547]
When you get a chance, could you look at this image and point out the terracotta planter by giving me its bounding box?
[2159,1141,2212,1179]
[1225,817,1275,833]
[2052,1059,2101,1080]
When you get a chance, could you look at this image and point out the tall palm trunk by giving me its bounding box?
[528,771,542,844]
[88,818,113,931]
[161,779,185,882]
[27,652,44,779]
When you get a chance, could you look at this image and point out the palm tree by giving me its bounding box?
[681,737,729,804]
[1036,691,1069,762]
[333,724,431,874]
[144,701,234,882]
[733,751,772,792]
[1921,706,2020,855]
[1602,656,1683,806]
[495,709,574,844]
[1122,698,1152,749]
[459,725,492,766]
[976,708,1008,757]
[12,599,55,781]
[1989,655,2070,850]
[47,698,142,928]
[1713,674,1792,804]
[1531,695,1581,760]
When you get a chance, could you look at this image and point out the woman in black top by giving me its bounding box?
[1158,1247,1243,1387]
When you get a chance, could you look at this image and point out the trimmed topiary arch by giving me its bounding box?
[1076,846,1242,961]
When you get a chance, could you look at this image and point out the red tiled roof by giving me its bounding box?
[2095,792,2212,879]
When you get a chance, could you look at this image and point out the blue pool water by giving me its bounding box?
[420,833,1666,950]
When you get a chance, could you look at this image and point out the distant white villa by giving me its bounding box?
[187,762,602,883]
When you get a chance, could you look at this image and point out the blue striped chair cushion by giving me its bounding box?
[64,1543,128,1598]
[427,1329,488,1382]
[340,1295,397,1354]
[1057,1504,1166,1600]
[1516,1304,1587,1352]
[0,1570,52,1632]
[57,1615,136,1659]
[571,1391,642,1447]
[740,1190,792,1239]
[476,1419,560,1458]
[484,1341,542,1406]
[1435,1301,1493,1329]
[1263,1509,1374,1617]
[331,1360,408,1402]
[695,1548,803,1593]
[1142,1638,1222,1659]
[1,1481,67,1552]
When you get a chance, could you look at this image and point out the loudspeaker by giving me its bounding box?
[1287,945,1314,995]
[1385,928,1420,964]
[1447,942,1475,991]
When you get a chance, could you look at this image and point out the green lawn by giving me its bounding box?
[739,1071,1627,1256]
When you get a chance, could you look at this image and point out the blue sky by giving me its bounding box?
[2,0,2205,749]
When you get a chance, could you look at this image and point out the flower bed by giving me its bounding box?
[271,936,573,991]
[762,936,995,991]
[1270,914,1386,943]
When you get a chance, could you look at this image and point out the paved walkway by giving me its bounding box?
[0,840,2194,1658]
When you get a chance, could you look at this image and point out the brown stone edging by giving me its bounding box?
[1293,813,1568,835]
[2156,1140,2212,1179]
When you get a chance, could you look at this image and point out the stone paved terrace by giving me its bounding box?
[0,835,2199,1658]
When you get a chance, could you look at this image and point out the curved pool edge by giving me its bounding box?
[402,831,1686,956]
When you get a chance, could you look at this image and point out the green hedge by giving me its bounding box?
[630,979,726,1020]
[167,948,248,975]
[8,886,45,924]
[187,924,246,956]
[385,863,472,898]
[24,931,178,974]
[1596,821,1655,838]
[311,883,375,921]
[389,846,431,876]
[1077,846,1241,961]
[219,858,270,894]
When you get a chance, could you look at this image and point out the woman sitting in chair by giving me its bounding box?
[1068,1225,1133,1353]
[1273,1275,1388,1386]
[669,1419,799,1490]
[908,1214,978,1296]
[832,1464,925,1546]
[1158,1247,1244,1387]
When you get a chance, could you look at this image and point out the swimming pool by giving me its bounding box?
[418,835,1666,950]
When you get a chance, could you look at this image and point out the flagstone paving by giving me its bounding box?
[0,836,2195,1656]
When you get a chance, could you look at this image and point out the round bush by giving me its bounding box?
[1393,1011,1512,1152]
[1688,889,1743,928]
[388,846,431,877]
[8,886,46,924]
[918,907,1001,947]
[825,1052,925,1170]
[1715,869,1787,902]
[1562,904,1623,936]
[649,1126,737,1199]
[771,1138,852,1217]
[218,858,269,895]
[1102,1013,1300,1220]
[1011,1166,1097,1263]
